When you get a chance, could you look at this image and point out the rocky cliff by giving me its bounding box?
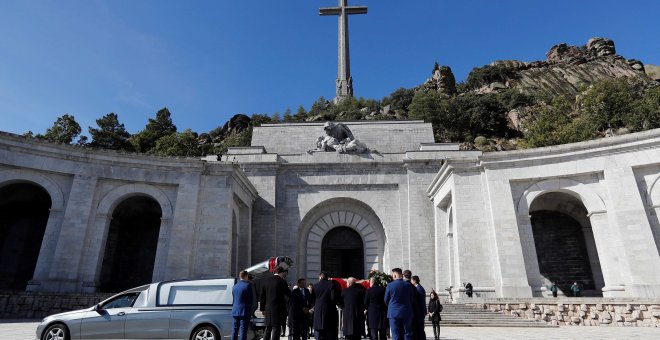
[423,37,654,97]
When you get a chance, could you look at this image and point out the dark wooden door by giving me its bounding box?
[321,227,364,278]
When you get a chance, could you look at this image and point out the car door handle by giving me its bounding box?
[117,312,126,316]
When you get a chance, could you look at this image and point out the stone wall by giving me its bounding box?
[467,300,660,327]
[0,291,111,319]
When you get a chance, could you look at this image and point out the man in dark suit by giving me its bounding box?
[410,276,426,340]
[289,278,312,340]
[313,272,339,340]
[364,277,387,340]
[384,268,414,340]
[260,267,291,340]
[232,271,254,340]
[341,277,365,340]
[402,270,418,340]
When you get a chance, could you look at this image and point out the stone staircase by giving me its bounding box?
[429,304,555,327]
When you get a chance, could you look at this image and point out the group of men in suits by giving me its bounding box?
[385,268,427,340]
[234,267,429,340]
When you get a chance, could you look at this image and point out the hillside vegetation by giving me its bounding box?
[24,37,660,155]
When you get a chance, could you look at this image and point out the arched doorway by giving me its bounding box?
[322,227,364,278]
[99,196,162,292]
[0,183,51,290]
[529,192,604,296]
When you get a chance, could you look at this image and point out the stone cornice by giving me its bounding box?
[426,158,481,199]
[479,128,660,170]
[0,131,206,171]
[230,165,259,202]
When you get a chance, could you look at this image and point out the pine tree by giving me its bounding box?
[131,107,177,153]
[88,113,133,151]
[38,114,82,144]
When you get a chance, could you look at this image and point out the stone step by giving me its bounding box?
[423,304,555,328]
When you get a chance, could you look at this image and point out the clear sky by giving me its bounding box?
[1,0,658,136]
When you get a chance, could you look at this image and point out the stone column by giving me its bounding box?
[587,211,626,297]
[433,204,450,295]
[41,174,98,292]
[484,176,533,298]
[26,208,65,291]
[603,167,660,297]
[78,212,110,293]
[237,203,252,271]
[151,217,173,282]
[581,224,605,291]
[514,213,545,296]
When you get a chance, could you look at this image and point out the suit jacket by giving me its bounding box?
[232,280,254,318]
[384,279,415,319]
[313,279,339,330]
[288,287,311,329]
[260,274,291,326]
[364,284,387,329]
[414,284,426,318]
[341,284,366,336]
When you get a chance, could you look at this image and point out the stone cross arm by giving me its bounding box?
[319,6,368,16]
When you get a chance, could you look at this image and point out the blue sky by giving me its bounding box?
[1,0,658,136]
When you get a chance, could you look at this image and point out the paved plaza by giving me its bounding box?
[4,321,660,340]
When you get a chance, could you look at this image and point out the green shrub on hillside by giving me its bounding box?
[466,65,520,89]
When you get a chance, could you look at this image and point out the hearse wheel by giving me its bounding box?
[42,323,70,340]
[192,325,219,340]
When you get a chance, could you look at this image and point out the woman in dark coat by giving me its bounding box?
[364,278,387,340]
[427,291,443,340]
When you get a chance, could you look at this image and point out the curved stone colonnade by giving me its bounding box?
[3,122,660,300]
[0,132,257,293]
[428,129,660,299]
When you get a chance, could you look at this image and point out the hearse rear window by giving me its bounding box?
[157,279,235,306]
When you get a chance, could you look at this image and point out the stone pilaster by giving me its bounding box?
[604,167,660,297]
[39,174,98,292]
[484,176,533,298]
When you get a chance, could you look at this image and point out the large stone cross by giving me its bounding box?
[320,0,368,103]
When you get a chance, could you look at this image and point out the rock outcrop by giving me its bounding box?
[646,64,660,82]
[481,37,647,96]
[421,63,457,95]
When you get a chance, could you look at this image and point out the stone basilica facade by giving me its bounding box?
[2,121,660,299]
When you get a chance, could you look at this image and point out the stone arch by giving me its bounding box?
[517,178,606,217]
[0,169,64,211]
[97,183,173,220]
[0,169,66,290]
[298,197,386,280]
[646,173,660,207]
[528,192,605,296]
[80,183,173,291]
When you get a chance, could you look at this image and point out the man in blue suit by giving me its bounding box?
[232,270,255,340]
[384,268,414,340]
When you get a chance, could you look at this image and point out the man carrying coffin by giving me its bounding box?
[289,278,312,340]
[364,277,387,340]
[341,278,366,340]
[261,267,291,340]
[313,272,340,340]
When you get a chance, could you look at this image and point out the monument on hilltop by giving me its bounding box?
[320,0,367,103]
